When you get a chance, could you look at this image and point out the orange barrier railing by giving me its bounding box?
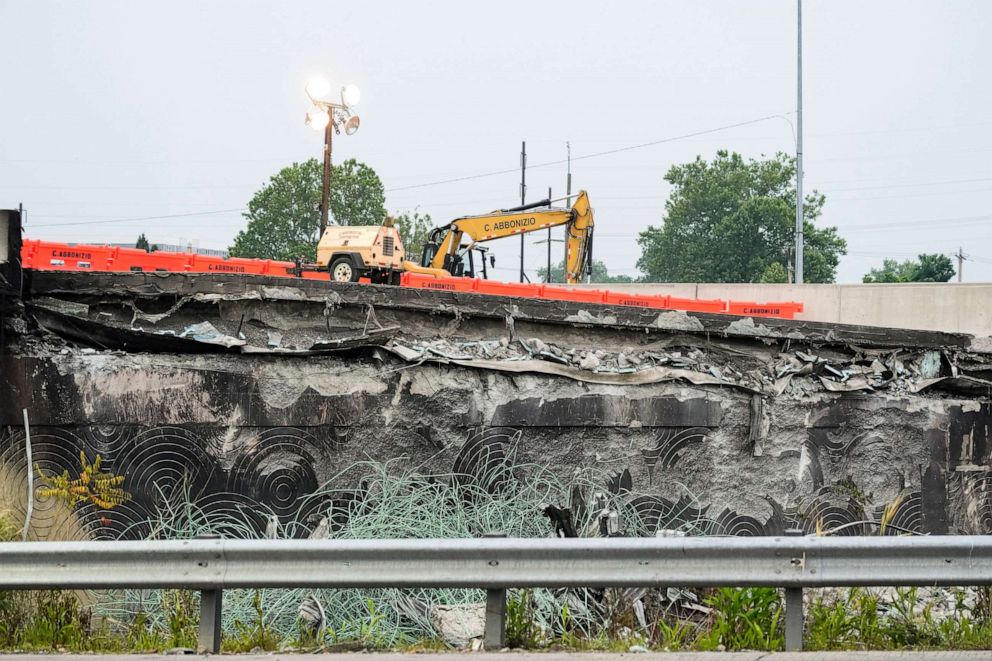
[399,273,803,318]
[20,240,804,319]
[726,301,805,319]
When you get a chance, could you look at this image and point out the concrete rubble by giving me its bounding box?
[1,270,991,546]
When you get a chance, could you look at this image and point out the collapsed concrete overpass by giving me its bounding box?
[0,263,990,543]
[571,281,992,336]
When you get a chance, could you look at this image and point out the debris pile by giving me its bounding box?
[387,336,992,398]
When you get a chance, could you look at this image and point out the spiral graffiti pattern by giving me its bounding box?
[226,427,329,521]
[714,507,768,537]
[453,427,518,494]
[0,422,961,542]
[875,490,923,535]
[797,499,867,536]
[641,427,709,483]
[113,426,220,503]
[80,424,137,459]
[0,427,92,541]
[630,494,713,534]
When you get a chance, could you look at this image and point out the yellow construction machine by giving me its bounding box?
[315,190,594,284]
[316,220,407,284]
[407,190,595,284]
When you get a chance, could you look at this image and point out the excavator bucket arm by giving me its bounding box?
[414,190,595,284]
[564,190,594,284]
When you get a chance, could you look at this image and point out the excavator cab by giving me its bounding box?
[420,237,492,279]
[460,245,493,279]
[406,190,592,283]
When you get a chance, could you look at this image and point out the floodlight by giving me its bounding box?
[305,107,330,131]
[343,114,360,135]
[306,76,332,102]
[341,83,361,108]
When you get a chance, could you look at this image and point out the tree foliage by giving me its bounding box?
[636,151,846,283]
[229,158,386,261]
[392,210,433,262]
[758,262,789,283]
[536,259,634,284]
[35,451,130,510]
[134,233,159,252]
[862,253,955,283]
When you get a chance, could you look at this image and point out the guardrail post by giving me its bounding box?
[196,534,222,654]
[784,527,804,652]
[484,532,506,649]
[198,588,223,654]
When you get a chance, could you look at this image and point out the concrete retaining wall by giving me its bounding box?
[572,282,992,336]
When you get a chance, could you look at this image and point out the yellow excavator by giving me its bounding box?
[315,190,594,284]
[406,190,595,284]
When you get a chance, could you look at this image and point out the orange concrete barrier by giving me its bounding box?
[474,279,539,298]
[603,291,659,308]
[667,296,727,314]
[108,246,192,272]
[402,272,480,292]
[542,285,607,304]
[23,240,112,271]
[189,254,270,275]
[727,301,805,319]
[20,240,804,320]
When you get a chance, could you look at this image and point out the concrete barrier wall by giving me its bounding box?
[571,282,992,336]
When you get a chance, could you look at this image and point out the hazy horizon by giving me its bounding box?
[2,0,990,282]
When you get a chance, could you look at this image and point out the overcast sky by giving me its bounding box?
[2,0,991,283]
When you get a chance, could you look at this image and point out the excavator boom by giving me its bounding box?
[416,190,594,283]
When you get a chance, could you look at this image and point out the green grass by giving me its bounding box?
[4,498,992,653]
[806,587,992,651]
[697,587,784,651]
[2,582,992,653]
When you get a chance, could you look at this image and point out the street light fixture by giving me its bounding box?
[305,76,362,236]
[305,107,330,131]
[341,83,361,108]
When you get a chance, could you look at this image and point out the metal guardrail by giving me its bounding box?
[2,535,991,653]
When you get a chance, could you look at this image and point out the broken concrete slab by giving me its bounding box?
[25,271,978,351]
[2,270,991,547]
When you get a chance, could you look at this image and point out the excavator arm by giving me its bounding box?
[411,190,594,284]
[563,190,594,283]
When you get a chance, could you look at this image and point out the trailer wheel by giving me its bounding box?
[330,257,359,282]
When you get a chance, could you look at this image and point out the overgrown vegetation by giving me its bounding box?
[3,474,992,653]
[636,151,846,283]
[34,451,131,509]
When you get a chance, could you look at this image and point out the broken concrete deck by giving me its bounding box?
[1,270,990,543]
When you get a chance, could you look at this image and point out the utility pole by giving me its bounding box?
[955,247,965,283]
[320,114,334,237]
[794,0,805,284]
[519,141,526,283]
[566,143,572,280]
[305,77,361,239]
[546,187,553,282]
[565,141,572,207]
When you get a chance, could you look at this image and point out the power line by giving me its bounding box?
[827,186,992,203]
[30,208,245,228]
[839,213,992,232]
[824,176,992,193]
[0,184,253,191]
[384,114,790,193]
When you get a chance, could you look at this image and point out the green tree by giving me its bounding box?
[759,262,789,283]
[537,259,634,283]
[229,158,386,261]
[636,151,846,283]
[134,233,158,252]
[863,253,954,283]
[393,210,433,262]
